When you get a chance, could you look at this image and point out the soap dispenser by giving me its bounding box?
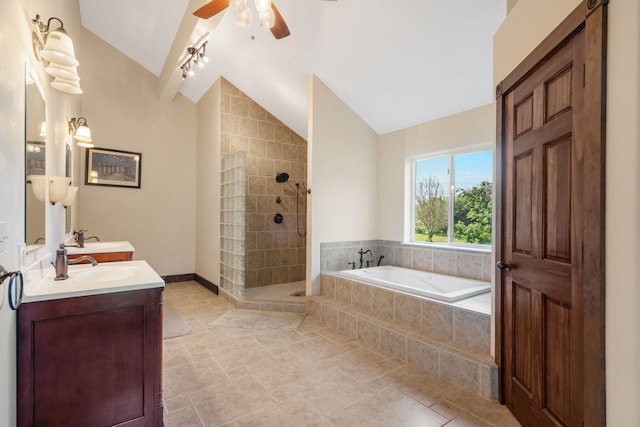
[52,243,69,280]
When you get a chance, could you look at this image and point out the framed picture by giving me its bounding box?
[85,147,142,188]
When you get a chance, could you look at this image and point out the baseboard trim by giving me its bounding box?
[162,273,195,283]
[194,274,219,295]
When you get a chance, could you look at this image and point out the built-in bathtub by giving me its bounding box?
[308,266,498,399]
[338,265,490,303]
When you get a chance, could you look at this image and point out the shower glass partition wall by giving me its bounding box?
[220,152,247,299]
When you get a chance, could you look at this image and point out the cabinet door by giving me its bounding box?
[18,288,162,427]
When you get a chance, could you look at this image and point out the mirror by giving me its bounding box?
[65,143,72,233]
[25,65,46,252]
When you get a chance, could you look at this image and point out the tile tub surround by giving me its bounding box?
[322,240,492,282]
[309,273,497,400]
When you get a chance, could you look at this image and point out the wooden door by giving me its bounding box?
[496,2,607,426]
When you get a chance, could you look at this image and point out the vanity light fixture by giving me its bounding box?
[61,186,78,207]
[68,117,94,148]
[31,14,82,94]
[180,41,209,80]
[27,175,72,205]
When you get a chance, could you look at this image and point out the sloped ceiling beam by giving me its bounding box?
[158,0,223,102]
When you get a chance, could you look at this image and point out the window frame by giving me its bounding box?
[406,143,493,250]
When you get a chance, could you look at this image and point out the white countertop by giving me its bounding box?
[65,241,134,255]
[23,260,164,303]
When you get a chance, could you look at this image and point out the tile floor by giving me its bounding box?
[162,281,522,427]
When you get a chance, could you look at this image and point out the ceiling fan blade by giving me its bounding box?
[270,3,290,39]
[193,0,230,19]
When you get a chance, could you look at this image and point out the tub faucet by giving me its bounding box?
[52,244,98,281]
[358,249,373,269]
[377,255,385,266]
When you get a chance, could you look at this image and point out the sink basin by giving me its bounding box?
[24,260,164,303]
[68,266,141,283]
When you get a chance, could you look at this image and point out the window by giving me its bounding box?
[411,148,492,246]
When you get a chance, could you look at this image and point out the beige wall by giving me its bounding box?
[494,0,640,424]
[196,80,221,284]
[604,0,640,424]
[77,28,197,276]
[377,104,495,241]
[308,76,379,294]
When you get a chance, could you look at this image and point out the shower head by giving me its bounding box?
[275,172,289,183]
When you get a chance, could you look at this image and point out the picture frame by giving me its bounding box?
[85,147,142,188]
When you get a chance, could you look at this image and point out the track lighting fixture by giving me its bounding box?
[180,41,209,80]
[31,14,82,94]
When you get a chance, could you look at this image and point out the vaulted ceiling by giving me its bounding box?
[79,0,506,137]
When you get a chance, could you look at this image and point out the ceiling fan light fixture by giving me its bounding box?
[231,0,248,13]
[235,5,253,27]
[254,0,272,13]
[258,9,275,28]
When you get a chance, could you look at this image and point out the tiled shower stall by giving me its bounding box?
[219,78,307,299]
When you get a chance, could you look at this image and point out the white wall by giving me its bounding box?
[0,2,27,424]
[0,0,82,424]
[377,104,495,241]
[308,76,378,293]
[196,80,221,283]
[494,0,640,424]
[77,28,197,276]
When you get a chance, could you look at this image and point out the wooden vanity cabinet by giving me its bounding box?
[17,287,163,427]
[68,250,133,263]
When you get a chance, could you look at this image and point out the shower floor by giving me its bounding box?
[244,281,306,303]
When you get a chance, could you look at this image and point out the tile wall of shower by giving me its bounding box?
[220,78,307,291]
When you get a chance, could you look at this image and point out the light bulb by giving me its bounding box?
[235,5,253,27]
[259,9,275,28]
[255,0,272,13]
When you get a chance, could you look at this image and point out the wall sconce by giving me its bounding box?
[31,14,82,95]
[61,186,78,207]
[27,175,72,205]
[68,117,94,148]
[180,41,209,80]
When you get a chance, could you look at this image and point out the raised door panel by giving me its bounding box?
[17,288,162,427]
[33,307,145,426]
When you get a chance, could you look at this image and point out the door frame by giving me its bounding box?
[495,1,607,425]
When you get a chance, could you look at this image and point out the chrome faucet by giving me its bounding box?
[52,244,98,281]
[73,229,86,248]
[357,248,373,269]
[73,229,100,248]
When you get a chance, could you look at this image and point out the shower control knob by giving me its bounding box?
[496,260,512,271]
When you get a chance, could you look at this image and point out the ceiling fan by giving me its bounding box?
[194,0,290,39]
